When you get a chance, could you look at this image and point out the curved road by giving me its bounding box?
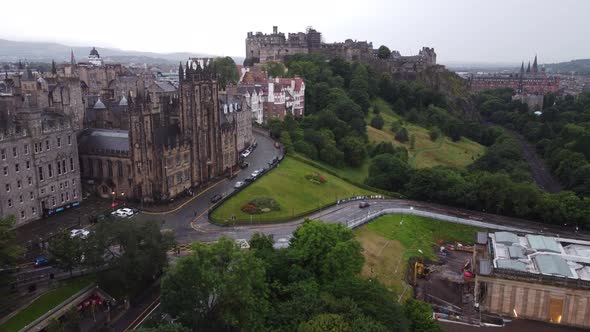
[133,130,585,244]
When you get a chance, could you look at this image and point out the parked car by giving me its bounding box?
[211,194,223,203]
[251,170,261,177]
[359,201,370,209]
[252,141,258,149]
[34,256,49,268]
[244,176,255,183]
[241,150,251,158]
[240,162,249,169]
[111,210,130,218]
[269,156,279,166]
[274,142,281,149]
[118,208,135,216]
[70,229,90,239]
[234,181,245,189]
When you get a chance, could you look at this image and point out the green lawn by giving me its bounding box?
[211,156,374,223]
[368,98,485,169]
[355,214,483,301]
[291,153,370,184]
[0,276,94,332]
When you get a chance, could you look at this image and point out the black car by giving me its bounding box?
[359,201,370,209]
[244,176,255,183]
[211,194,223,203]
[240,162,249,169]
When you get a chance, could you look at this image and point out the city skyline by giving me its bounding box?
[0,0,589,64]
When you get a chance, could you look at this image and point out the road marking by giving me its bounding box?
[134,302,160,329]
[124,295,161,331]
[142,178,229,215]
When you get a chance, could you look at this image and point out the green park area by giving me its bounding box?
[210,156,374,223]
[354,214,482,300]
[368,99,485,169]
[0,275,94,332]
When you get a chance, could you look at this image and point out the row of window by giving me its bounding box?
[82,158,129,178]
[37,158,75,181]
[5,177,33,192]
[6,191,35,206]
[0,135,72,160]
[3,160,33,176]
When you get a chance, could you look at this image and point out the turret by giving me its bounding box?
[532,55,538,73]
[178,62,184,81]
[520,62,525,76]
[526,61,531,73]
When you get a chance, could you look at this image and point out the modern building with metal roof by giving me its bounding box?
[473,231,590,329]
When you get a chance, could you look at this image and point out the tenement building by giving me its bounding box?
[474,231,590,329]
[0,97,81,226]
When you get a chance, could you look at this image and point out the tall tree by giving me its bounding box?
[377,46,392,59]
[49,230,84,276]
[403,299,442,332]
[0,216,23,270]
[161,238,269,331]
[213,56,239,89]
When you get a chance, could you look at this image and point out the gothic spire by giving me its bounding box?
[178,62,184,81]
[51,60,57,75]
[532,55,538,73]
[185,61,190,78]
[526,61,531,73]
[520,61,524,75]
[70,49,76,66]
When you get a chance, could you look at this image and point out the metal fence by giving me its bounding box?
[344,208,531,233]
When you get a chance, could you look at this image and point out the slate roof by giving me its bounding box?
[78,129,129,154]
[152,81,177,93]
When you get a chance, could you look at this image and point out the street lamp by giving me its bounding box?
[111,191,116,210]
[120,192,125,206]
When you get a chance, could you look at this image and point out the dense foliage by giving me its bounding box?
[213,56,239,89]
[154,221,439,332]
[477,89,590,196]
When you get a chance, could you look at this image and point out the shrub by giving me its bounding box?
[305,172,327,184]
[395,127,409,143]
[370,115,384,130]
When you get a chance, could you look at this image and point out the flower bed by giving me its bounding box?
[240,197,281,214]
[305,172,327,185]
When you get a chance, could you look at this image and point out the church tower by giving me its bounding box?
[532,55,538,74]
[179,58,224,188]
[128,84,156,202]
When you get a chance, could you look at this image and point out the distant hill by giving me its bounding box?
[0,39,244,65]
[544,59,590,75]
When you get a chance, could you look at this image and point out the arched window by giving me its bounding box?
[107,160,113,177]
[117,161,123,177]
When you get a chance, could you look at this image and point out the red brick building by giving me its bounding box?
[468,56,560,95]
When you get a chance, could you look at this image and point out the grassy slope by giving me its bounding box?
[355,214,483,301]
[369,98,485,169]
[1,276,94,332]
[211,156,374,222]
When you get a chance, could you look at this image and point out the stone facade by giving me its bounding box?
[78,58,241,203]
[0,100,81,226]
[244,26,437,75]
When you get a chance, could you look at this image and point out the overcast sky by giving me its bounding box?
[1,0,588,64]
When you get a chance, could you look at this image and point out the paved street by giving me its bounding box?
[132,131,282,232]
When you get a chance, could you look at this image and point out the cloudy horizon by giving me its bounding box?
[1,0,588,65]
